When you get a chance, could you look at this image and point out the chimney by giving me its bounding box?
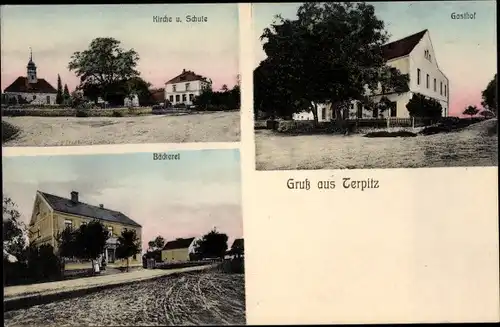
[70,191,79,203]
[99,204,104,209]
[182,68,186,73]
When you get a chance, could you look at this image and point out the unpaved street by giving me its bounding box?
[3,111,240,146]
[4,271,246,326]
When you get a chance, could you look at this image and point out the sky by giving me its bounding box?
[0,4,239,92]
[252,1,497,117]
[2,149,242,254]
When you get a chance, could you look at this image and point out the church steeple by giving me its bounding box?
[27,47,37,84]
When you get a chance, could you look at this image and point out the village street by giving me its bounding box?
[3,111,240,146]
[4,270,245,326]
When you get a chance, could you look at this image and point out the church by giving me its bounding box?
[3,49,58,105]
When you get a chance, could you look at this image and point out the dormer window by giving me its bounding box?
[172,85,176,92]
[185,83,190,91]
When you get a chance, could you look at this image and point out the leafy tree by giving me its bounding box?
[406,93,443,120]
[147,235,165,251]
[56,74,63,104]
[68,37,140,104]
[3,197,27,261]
[463,105,479,118]
[63,84,71,104]
[57,219,108,273]
[115,228,141,272]
[481,74,497,114]
[193,84,240,110]
[194,228,228,259]
[257,2,409,126]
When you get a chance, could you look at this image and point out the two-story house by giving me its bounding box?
[164,69,212,106]
[29,190,142,268]
[294,30,449,122]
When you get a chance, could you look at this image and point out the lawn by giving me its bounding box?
[2,110,240,146]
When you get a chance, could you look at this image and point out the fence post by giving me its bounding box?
[412,117,415,129]
[386,117,390,129]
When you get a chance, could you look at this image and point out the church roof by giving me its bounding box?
[4,77,57,94]
[381,29,427,61]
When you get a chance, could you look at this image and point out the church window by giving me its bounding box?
[46,96,50,104]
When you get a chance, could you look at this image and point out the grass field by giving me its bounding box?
[4,270,245,326]
[2,110,240,146]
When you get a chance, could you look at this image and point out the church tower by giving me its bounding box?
[27,48,37,84]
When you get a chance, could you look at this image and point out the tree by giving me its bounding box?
[63,84,71,104]
[147,235,165,251]
[258,2,409,126]
[194,228,228,260]
[406,93,443,121]
[481,74,497,115]
[68,37,140,104]
[57,219,108,273]
[115,228,141,272]
[463,105,480,118]
[3,197,27,262]
[56,74,63,104]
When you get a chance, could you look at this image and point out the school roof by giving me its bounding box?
[165,69,209,84]
[162,237,196,250]
[38,191,142,228]
[231,238,244,249]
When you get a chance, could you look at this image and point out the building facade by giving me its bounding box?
[28,190,142,268]
[161,237,196,263]
[3,49,58,105]
[164,69,212,106]
[294,30,449,122]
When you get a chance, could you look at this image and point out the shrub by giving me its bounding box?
[112,110,124,117]
[75,109,89,117]
[2,121,21,143]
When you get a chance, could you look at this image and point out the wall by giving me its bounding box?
[5,92,57,105]
[292,111,314,121]
[28,193,55,248]
[165,80,210,105]
[408,31,449,117]
[49,210,142,265]
[161,248,190,263]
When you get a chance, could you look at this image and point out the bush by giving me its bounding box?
[75,109,89,117]
[218,258,244,274]
[112,110,124,117]
[2,121,20,143]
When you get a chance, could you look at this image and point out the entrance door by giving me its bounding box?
[107,248,115,263]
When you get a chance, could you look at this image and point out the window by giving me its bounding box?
[429,54,432,62]
[357,104,363,119]
[172,85,176,92]
[107,226,113,237]
[64,219,72,230]
[133,254,137,260]
[46,96,50,104]
[185,83,190,91]
[33,95,37,100]
[433,78,436,92]
[322,107,326,120]
[189,94,194,102]
[440,82,443,95]
[390,102,397,117]
[372,107,378,118]
[417,69,421,85]
[444,85,447,96]
[426,74,429,89]
[169,95,173,102]
[182,94,187,102]
[175,95,180,102]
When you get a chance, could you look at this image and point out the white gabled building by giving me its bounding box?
[294,30,449,122]
[164,69,212,106]
[3,49,58,105]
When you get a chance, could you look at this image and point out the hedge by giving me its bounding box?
[2,107,153,117]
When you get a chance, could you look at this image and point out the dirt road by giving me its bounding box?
[3,111,240,146]
[4,271,245,326]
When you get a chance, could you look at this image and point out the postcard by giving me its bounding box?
[1,4,241,147]
[3,149,245,325]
